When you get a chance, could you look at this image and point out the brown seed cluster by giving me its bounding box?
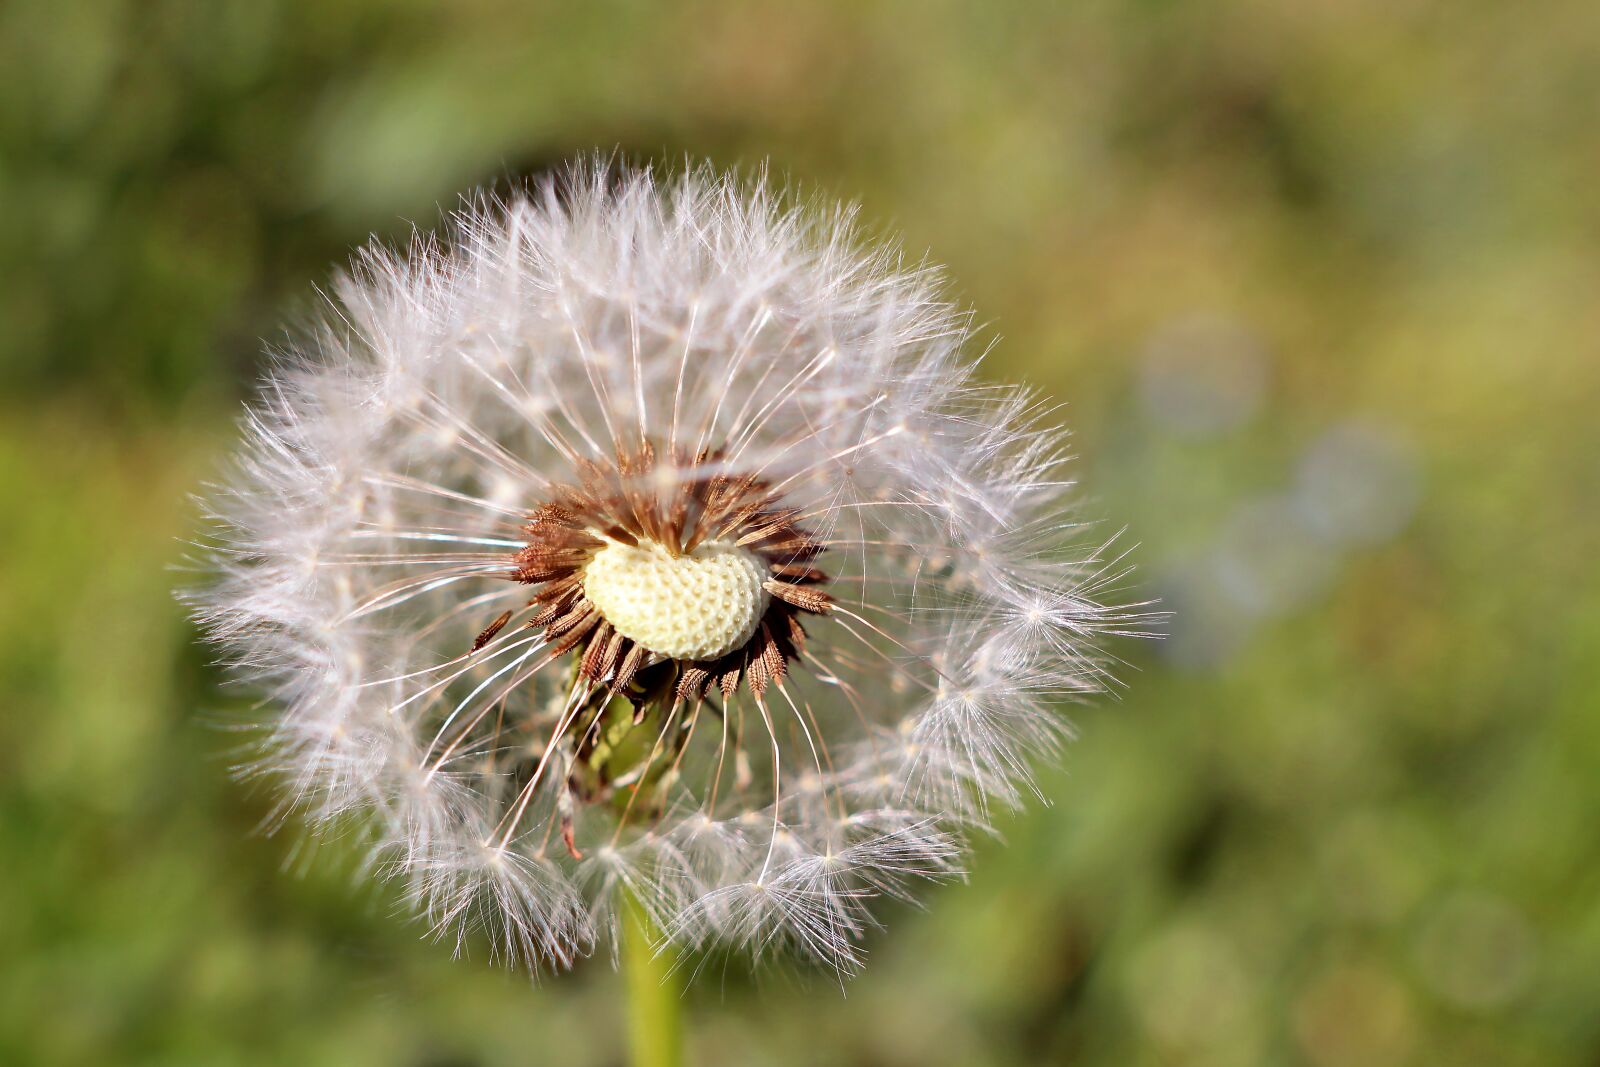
[502,443,833,702]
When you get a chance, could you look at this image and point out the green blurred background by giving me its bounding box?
[4,1,1599,1064]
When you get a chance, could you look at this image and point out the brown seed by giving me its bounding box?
[676,665,711,702]
[765,580,833,614]
[470,609,515,653]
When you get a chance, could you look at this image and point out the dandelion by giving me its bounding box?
[189,160,1140,978]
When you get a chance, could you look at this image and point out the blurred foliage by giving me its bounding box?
[4,0,1600,1064]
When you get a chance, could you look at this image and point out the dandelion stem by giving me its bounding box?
[623,895,682,1067]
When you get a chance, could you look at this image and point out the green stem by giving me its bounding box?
[623,895,682,1067]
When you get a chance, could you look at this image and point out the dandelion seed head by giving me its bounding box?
[186,158,1143,975]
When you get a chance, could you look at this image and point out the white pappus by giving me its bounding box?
[187,160,1144,975]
